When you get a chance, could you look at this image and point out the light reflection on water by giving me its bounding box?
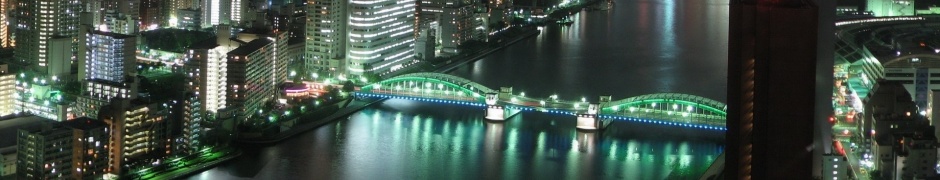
[188,0,729,178]
[191,99,723,180]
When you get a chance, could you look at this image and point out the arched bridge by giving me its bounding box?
[354,73,726,130]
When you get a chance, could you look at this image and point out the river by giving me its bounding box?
[188,0,729,179]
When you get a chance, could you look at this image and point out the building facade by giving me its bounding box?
[63,118,110,179]
[0,64,14,116]
[16,122,73,179]
[304,0,347,77]
[0,0,13,48]
[85,31,136,83]
[99,99,169,175]
[725,0,824,179]
[346,0,417,78]
[822,154,849,180]
[226,38,276,122]
[14,0,81,74]
[440,2,474,54]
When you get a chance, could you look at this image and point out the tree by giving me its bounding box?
[342,81,355,92]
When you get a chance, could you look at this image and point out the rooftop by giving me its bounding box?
[188,36,220,49]
[91,30,136,39]
[228,38,273,56]
[61,117,108,130]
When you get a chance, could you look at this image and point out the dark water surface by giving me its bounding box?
[188,0,729,179]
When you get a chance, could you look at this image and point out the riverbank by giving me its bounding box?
[236,98,387,144]
[236,26,540,144]
[435,26,541,73]
[382,25,541,77]
[133,148,242,180]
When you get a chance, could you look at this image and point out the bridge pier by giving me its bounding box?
[575,96,614,130]
[484,92,522,120]
[576,103,602,130]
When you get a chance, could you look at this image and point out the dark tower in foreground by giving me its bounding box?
[726,0,833,179]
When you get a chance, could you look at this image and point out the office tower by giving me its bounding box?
[99,98,169,175]
[304,0,347,77]
[0,0,13,48]
[0,64,14,116]
[63,118,109,179]
[226,38,276,122]
[16,122,73,179]
[726,0,833,179]
[346,0,416,78]
[14,0,81,73]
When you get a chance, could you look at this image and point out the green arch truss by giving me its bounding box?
[603,93,727,117]
[360,73,495,102]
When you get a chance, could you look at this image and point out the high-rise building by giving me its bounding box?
[185,27,237,115]
[103,12,140,35]
[16,121,73,179]
[415,29,436,61]
[99,98,169,175]
[304,0,347,77]
[226,38,276,122]
[725,0,832,179]
[62,118,110,179]
[440,2,474,54]
[181,26,241,147]
[0,150,15,177]
[821,154,848,180]
[0,0,14,48]
[13,119,108,179]
[866,0,914,17]
[167,0,199,27]
[487,0,511,27]
[47,37,73,79]
[346,0,417,78]
[84,31,136,83]
[418,0,447,28]
[176,9,202,30]
[139,0,160,29]
[14,0,81,73]
[180,93,203,154]
[0,63,14,116]
[197,0,252,27]
[74,30,138,118]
